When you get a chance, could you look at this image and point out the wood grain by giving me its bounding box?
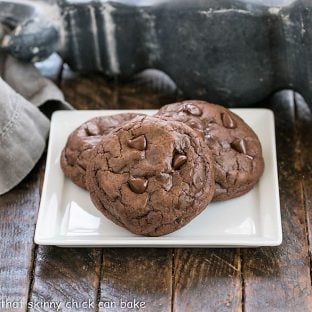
[61,67,177,110]
[295,93,312,256]
[173,249,242,312]
[242,91,312,311]
[99,249,172,312]
[21,58,104,312]
[28,247,102,312]
[0,159,43,312]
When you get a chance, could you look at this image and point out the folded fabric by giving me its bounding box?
[1,54,72,111]
[0,54,71,195]
[0,77,49,194]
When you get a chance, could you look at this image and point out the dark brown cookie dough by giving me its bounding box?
[156,101,264,201]
[86,116,215,236]
[61,113,141,189]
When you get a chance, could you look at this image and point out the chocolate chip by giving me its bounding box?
[221,113,237,128]
[183,103,202,116]
[172,154,187,169]
[85,124,100,136]
[231,139,247,154]
[127,135,146,151]
[188,120,203,132]
[175,217,182,224]
[128,177,148,193]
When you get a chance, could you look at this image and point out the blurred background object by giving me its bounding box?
[0,0,312,108]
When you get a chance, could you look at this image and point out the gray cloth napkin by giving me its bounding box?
[0,54,71,195]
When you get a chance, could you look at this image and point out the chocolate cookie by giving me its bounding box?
[61,113,141,189]
[86,116,215,236]
[156,101,264,201]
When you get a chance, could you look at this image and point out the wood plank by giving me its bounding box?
[61,67,177,110]
[28,247,102,312]
[99,248,172,312]
[295,93,312,256]
[0,159,43,312]
[173,249,242,312]
[28,67,105,312]
[24,140,102,312]
[61,69,118,110]
[242,91,312,311]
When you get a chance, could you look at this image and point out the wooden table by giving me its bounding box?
[0,59,312,312]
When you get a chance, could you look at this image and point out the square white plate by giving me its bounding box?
[35,109,282,247]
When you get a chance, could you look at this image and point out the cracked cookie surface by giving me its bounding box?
[86,116,215,236]
[156,101,264,201]
[61,113,142,189]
